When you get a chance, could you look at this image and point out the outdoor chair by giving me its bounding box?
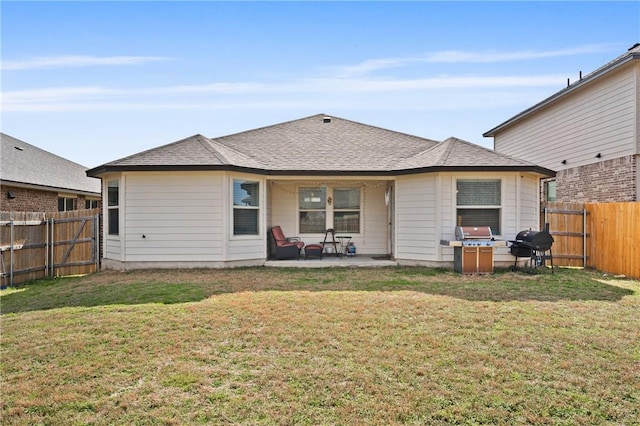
[269,226,305,260]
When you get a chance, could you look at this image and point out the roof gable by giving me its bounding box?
[1,133,100,194]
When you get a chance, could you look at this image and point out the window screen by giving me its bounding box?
[456,179,501,235]
[457,180,501,205]
[299,188,326,233]
[333,188,360,233]
[233,180,260,235]
[107,180,119,235]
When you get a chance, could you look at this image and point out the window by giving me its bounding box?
[233,180,260,235]
[456,179,501,235]
[86,199,99,209]
[333,188,360,233]
[299,187,326,233]
[58,196,77,212]
[107,180,119,235]
[298,186,361,234]
[545,180,557,202]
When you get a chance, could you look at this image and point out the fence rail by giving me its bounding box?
[0,209,100,287]
[543,202,640,279]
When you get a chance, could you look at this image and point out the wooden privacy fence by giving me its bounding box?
[543,202,640,279]
[587,202,639,279]
[543,202,587,268]
[0,209,100,287]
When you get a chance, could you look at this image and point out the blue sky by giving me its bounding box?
[1,1,638,168]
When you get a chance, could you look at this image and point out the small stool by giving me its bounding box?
[304,244,323,259]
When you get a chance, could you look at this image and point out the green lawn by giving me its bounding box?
[1,267,639,425]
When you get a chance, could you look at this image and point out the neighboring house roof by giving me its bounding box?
[87,114,555,177]
[1,133,101,195]
[484,43,640,137]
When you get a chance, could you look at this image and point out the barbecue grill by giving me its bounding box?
[509,229,554,272]
[454,226,494,246]
[445,226,503,274]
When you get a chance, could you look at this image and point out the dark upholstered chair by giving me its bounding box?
[269,226,305,260]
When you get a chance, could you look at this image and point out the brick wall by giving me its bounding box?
[1,185,101,213]
[555,155,637,203]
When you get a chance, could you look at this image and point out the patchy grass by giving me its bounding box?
[1,267,639,425]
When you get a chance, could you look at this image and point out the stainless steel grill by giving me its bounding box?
[441,226,501,274]
[454,226,495,246]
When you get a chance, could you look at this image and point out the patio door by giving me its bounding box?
[387,183,394,256]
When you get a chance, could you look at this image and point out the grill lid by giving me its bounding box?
[513,230,554,250]
[455,226,493,241]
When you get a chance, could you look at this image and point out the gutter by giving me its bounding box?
[86,164,556,179]
[0,179,101,197]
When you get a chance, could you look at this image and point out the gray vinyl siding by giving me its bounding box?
[123,172,224,262]
[398,172,541,264]
[494,65,638,170]
[395,174,438,261]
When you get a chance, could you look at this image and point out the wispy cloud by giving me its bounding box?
[425,44,617,64]
[303,75,565,92]
[1,74,565,112]
[1,55,171,71]
[332,44,619,77]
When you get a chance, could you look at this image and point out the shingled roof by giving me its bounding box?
[87,114,554,177]
[1,133,101,195]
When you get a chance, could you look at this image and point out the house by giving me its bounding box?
[484,43,640,203]
[1,133,101,212]
[86,114,554,269]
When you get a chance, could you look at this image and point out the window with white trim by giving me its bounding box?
[545,180,557,202]
[299,187,327,234]
[299,186,361,234]
[86,199,99,209]
[233,179,260,235]
[58,196,77,211]
[333,188,360,233]
[107,180,119,235]
[456,179,501,235]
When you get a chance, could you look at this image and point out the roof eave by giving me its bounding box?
[86,164,270,177]
[86,164,556,178]
[394,165,556,177]
[0,179,101,196]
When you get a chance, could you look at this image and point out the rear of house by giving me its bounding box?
[88,114,554,270]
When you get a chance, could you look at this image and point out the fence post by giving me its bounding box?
[50,218,55,277]
[45,218,49,277]
[94,213,100,271]
[544,206,548,229]
[9,220,15,286]
[583,208,587,268]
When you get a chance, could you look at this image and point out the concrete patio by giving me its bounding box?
[265,255,398,268]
